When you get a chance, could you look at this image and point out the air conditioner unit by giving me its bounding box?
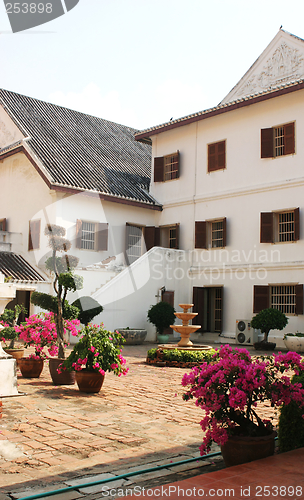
[236,319,259,345]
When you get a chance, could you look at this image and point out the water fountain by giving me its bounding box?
[168,303,212,351]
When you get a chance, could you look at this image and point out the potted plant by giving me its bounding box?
[59,323,129,393]
[147,301,176,343]
[182,344,304,466]
[251,308,288,350]
[0,304,26,363]
[283,333,304,353]
[16,312,79,378]
[30,224,103,385]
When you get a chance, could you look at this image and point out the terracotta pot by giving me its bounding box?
[221,431,276,467]
[18,358,44,378]
[75,370,105,393]
[3,348,24,366]
[48,358,75,386]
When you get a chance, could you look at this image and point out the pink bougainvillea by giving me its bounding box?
[182,344,304,455]
[16,313,80,359]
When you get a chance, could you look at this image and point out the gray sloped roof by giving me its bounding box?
[0,89,158,207]
[0,252,46,282]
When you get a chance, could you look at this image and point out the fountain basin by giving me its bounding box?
[174,312,198,322]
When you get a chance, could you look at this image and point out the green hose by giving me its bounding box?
[19,451,222,500]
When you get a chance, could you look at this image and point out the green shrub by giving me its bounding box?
[251,308,288,342]
[147,348,216,364]
[278,372,304,453]
[147,302,176,335]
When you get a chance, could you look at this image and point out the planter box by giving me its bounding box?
[284,335,304,353]
[117,329,147,345]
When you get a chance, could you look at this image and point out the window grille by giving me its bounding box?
[271,285,295,314]
[81,222,95,250]
[278,211,295,242]
[211,220,223,248]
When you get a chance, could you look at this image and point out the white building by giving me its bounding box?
[2,29,304,346]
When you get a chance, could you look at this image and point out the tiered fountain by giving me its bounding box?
[158,303,212,352]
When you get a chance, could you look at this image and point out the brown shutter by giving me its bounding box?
[208,141,226,172]
[76,219,82,249]
[154,156,164,182]
[217,141,226,169]
[253,285,269,313]
[295,284,304,315]
[284,122,295,155]
[294,207,300,241]
[175,224,179,249]
[162,290,174,307]
[261,128,274,158]
[144,226,157,251]
[155,227,160,246]
[222,217,227,247]
[28,220,40,251]
[0,218,6,231]
[260,212,273,243]
[97,223,108,251]
[195,221,207,249]
[192,287,203,330]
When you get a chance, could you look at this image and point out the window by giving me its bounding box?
[260,208,299,243]
[208,140,226,172]
[0,218,6,231]
[261,122,295,158]
[144,224,179,251]
[195,218,227,249]
[126,224,143,264]
[76,220,108,251]
[28,219,40,251]
[253,284,303,315]
[154,152,179,182]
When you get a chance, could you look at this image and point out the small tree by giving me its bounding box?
[147,302,175,335]
[32,224,84,358]
[0,304,26,348]
[251,308,288,343]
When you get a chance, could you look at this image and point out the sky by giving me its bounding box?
[1,0,304,130]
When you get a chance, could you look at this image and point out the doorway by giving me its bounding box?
[192,287,223,333]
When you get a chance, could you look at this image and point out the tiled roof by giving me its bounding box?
[0,252,46,282]
[0,89,159,207]
[135,79,304,142]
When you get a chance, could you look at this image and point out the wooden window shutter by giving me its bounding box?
[295,284,304,315]
[195,221,207,249]
[162,290,174,307]
[261,128,274,158]
[154,156,164,182]
[0,218,6,231]
[217,287,223,333]
[284,122,295,155]
[217,141,226,169]
[294,207,300,241]
[76,219,82,249]
[28,220,40,251]
[208,141,226,172]
[192,286,204,329]
[260,212,273,243]
[174,224,180,249]
[97,223,108,251]
[253,285,269,313]
[144,226,157,251]
[222,217,227,247]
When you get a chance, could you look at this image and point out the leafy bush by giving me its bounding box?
[147,302,175,335]
[284,333,304,338]
[147,348,216,364]
[0,304,27,348]
[72,297,103,325]
[31,291,80,319]
[251,308,288,342]
[278,371,304,452]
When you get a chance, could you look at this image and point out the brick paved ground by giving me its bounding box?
[0,343,289,498]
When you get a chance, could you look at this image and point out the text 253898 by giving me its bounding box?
[5,3,53,14]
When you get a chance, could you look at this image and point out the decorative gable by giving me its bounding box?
[221,30,304,104]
